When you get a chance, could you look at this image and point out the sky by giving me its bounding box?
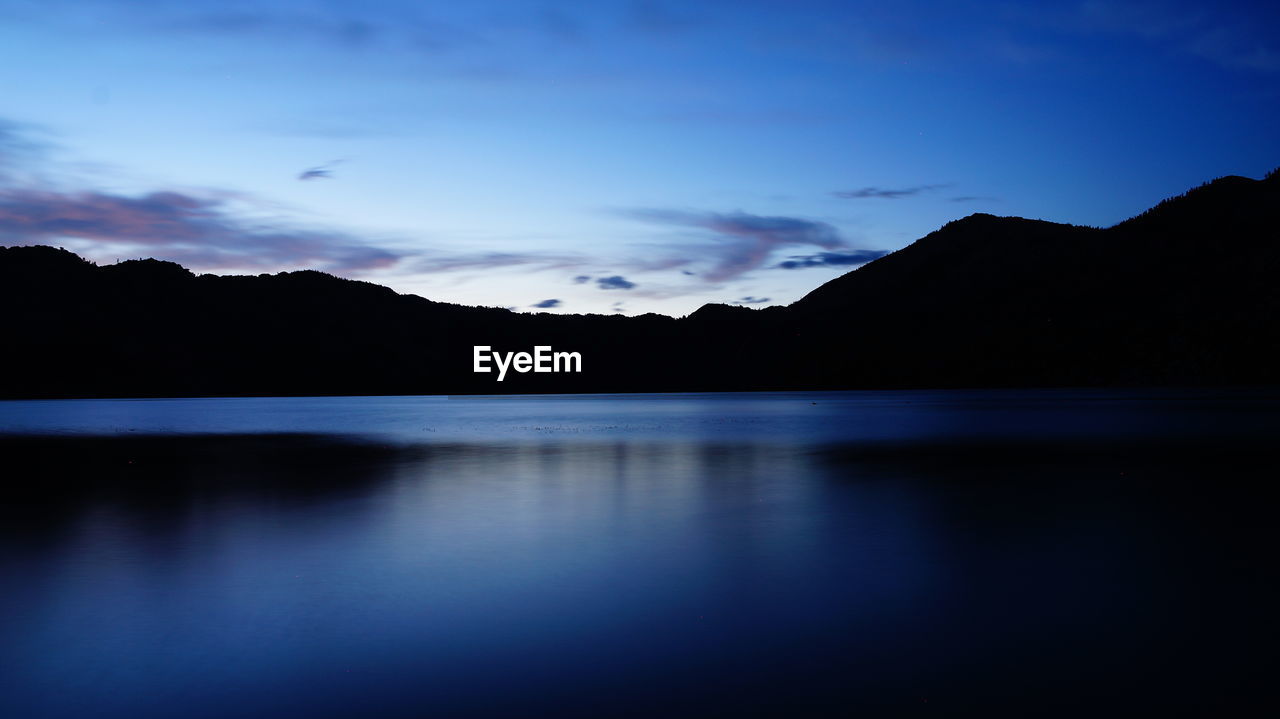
[1,0,1277,316]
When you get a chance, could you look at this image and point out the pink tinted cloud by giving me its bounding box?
[0,187,402,273]
[621,208,850,282]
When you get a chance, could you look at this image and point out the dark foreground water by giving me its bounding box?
[1,391,1275,717]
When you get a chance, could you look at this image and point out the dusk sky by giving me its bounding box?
[1,0,1277,315]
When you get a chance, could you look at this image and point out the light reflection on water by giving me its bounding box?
[0,391,1275,717]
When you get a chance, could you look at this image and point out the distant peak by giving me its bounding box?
[101,257,193,280]
[113,257,187,269]
[1199,174,1255,190]
[687,303,759,321]
[278,269,342,281]
[940,213,1003,229]
[933,213,1039,235]
[1114,172,1271,228]
[0,244,95,264]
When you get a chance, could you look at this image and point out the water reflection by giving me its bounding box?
[0,421,1274,717]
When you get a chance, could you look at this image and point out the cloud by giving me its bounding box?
[572,274,592,283]
[832,184,951,199]
[0,119,47,163]
[531,298,561,308]
[538,7,585,44]
[733,296,771,304]
[298,160,344,181]
[950,195,1000,203]
[597,275,636,290]
[1060,1,1280,73]
[0,119,401,274]
[0,187,401,273]
[0,117,622,287]
[407,251,585,274]
[0,118,609,283]
[0,119,59,184]
[775,250,887,269]
[621,209,851,282]
[133,3,582,58]
[628,0,703,34]
[161,9,401,51]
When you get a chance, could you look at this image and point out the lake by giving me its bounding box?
[1,391,1275,717]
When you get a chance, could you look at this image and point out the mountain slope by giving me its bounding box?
[1,170,1277,397]
[778,172,1280,387]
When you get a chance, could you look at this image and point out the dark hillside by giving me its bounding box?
[2,170,1277,397]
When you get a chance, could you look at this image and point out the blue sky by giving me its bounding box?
[1,0,1277,315]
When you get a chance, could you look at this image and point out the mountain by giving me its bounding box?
[1,170,1277,398]
[785,171,1280,387]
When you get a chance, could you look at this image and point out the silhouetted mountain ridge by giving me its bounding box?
[2,168,1277,397]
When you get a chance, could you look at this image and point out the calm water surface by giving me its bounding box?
[0,391,1275,717]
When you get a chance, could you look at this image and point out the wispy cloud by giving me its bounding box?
[0,187,401,273]
[628,0,703,34]
[159,7,440,52]
[126,2,587,58]
[531,298,561,308]
[733,296,771,304]
[0,118,59,185]
[298,160,344,181]
[832,184,951,199]
[950,195,1000,203]
[1187,25,1280,73]
[775,250,887,269]
[0,118,609,283]
[1058,0,1280,73]
[406,251,586,275]
[0,118,402,273]
[620,209,854,282]
[0,119,47,163]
